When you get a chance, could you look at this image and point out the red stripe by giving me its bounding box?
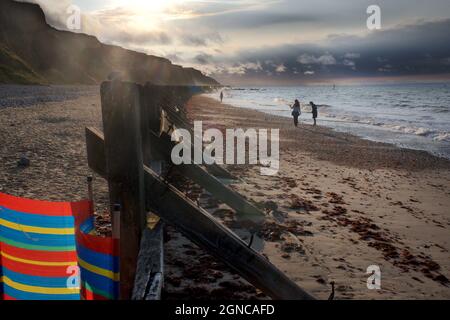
[1,256,73,277]
[1,242,77,262]
[71,201,93,226]
[81,286,109,301]
[2,294,17,300]
[76,232,119,256]
[0,192,90,217]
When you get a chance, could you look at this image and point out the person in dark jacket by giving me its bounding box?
[310,101,318,126]
[290,99,301,127]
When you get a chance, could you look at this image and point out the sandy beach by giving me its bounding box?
[186,95,450,300]
[1,86,449,300]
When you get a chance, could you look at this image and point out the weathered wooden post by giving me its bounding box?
[86,176,94,215]
[86,83,315,300]
[100,81,147,299]
[131,83,165,300]
[86,128,315,300]
[112,203,121,240]
[139,84,164,171]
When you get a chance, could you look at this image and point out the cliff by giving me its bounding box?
[0,0,220,86]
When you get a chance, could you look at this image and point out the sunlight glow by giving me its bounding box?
[106,0,198,29]
[102,0,184,30]
[113,0,174,13]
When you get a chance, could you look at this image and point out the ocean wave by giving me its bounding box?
[378,124,433,136]
[324,113,449,141]
[274,97,291,105]
[232,88,265,91]
[379,124,450,141]
[434,132,450,142]
[208,86,450,146]
[434,107,450,113]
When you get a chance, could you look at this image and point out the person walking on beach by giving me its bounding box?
[310,101,318,126]
[220,91,224,103]
[291,99,301,127]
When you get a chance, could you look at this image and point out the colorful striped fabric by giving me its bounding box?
[0,193,119,300]
[75,207,119,300]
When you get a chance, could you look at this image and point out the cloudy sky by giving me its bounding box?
[24,0,450,85]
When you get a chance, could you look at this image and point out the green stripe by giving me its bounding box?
[82,281,114,300]
[0,236,75,252]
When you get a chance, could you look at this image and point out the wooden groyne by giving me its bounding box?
[85,80,315,300]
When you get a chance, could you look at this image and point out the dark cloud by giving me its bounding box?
[181,32,224,47]
[208,19,450,82]
[108,30,172,45]
[194,53,214,65]
[196,11,318,29]
[27,0,450,84]
[171,0,450,34]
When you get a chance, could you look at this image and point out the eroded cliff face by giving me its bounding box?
[0,0,220,86]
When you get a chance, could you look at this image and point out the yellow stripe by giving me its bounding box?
[78,258,120,282]
[1,251,76,267]
[0,217,74,235]
[0,276,79,295]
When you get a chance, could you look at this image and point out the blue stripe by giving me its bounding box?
[80,267,118,295]
[0,225,75,246]
[0,206,75,229]
[1,267,70,288]
[1,284,80,300]
[77,245,119,273]
[79,217,94,234]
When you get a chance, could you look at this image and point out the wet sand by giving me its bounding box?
[1,87,449,300]
[183,95,450,299]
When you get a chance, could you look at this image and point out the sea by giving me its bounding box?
[206,83,450,160]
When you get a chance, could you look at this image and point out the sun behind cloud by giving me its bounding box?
[112,0,172,12]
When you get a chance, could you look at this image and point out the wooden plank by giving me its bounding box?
[158,115,235,180]
[86,127,107,177]
[140,85,167,164]
[87,126,263,222]
[205,163,236,180]
[147,132,265,224]
[100,81,147,299]
[143,165,314,300]
[140,84,234,181]
[178,164,264,224]
[86,127,261,223]
[134,84,165,300]
[132,222,164,301]
[157,96,236,180]
[86,130,315,300]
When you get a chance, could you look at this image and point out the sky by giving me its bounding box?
[22,0,450,85]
